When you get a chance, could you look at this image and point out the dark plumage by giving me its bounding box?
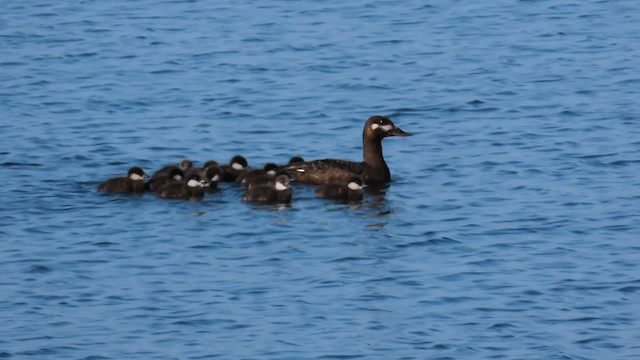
[287,156,305,165]
[155,172,205,200]
[286,115,410,185]
[236,162,278,186]
[315,176,364,202]
[221,155,248,182]
[202,160,220,169]
[97,166,147,194]
[146,168,184,192]
[151,159,193,179]
[242,174,292,203]
[202,165,222,191]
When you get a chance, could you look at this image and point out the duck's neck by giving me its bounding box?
[363,135,388,170]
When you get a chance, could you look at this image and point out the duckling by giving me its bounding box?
[315,176,364,202]
[242,174,292,204]
[220,155,248,182]
[155,172,205,200]
[236,162,278,186]
[97,166,147,194]
[146,167,184,192]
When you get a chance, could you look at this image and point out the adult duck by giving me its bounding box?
[287,115,410,184]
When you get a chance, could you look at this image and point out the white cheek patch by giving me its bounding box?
[275,182,288,191]
[266,170,276,176]
[173,174,182,181]
[232,163,244,171]
[211,174,220,182]
[371,123,393,132]
[129,173,144,181]
[348,182,363,191]
[187,179,200,187]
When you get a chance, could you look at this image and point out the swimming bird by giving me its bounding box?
[315,176,364,202]
[146,167,184,192]
[151,159,193,179]
[202,165,222,191]
[97,166,147,193]
[287,115,410,184]
[155,172,205,200]
[236,162,278,186]
[241,174,292,203]
[220,155,249,182]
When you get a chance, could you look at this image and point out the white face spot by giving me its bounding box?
[173,174,182,181]
[381,124,393,132]
[275,181,288,191]
[370,123,379,130]
[348,181,363,191]
[266,169,276,176]
[211,174,220,182]
[129,173,144,181]
[187,179,200,187]
[231,162,244,171]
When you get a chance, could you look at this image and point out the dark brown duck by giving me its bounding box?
[241,174,292,204]
[315,176,364,202]
[155,172,205,200]
[287,115,411,184]
[97,166,147,194]
[220,155,249,182]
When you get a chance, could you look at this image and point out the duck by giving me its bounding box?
[286,115,410,185]
[220,155,249,182]
[315,176,364,202]
[155,172,205,200]
[146,167,184,192]
[151,159,193,179]
[236,162,278,186]
[97,166,147,193]
[241,174,292,203]
[201,160,220,169]
[202,165,222,191]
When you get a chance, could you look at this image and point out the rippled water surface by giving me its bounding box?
[2,1,640,359]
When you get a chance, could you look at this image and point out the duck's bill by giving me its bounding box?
[389,127,411,137]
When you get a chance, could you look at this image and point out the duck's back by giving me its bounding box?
[287,159,364,184]
[98,177,134,193]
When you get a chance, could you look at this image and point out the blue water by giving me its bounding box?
[1,0,639,359]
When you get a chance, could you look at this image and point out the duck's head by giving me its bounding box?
[127,166,146,181]
[287,156,305,165]
[263,163,279,176]
[229,155,248,171]
[168,168,185,181]
[186,173,205,188]
[364,115,411,140]
[205,166,222,184]
[274,174,291,191]
[179,159,193,171]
